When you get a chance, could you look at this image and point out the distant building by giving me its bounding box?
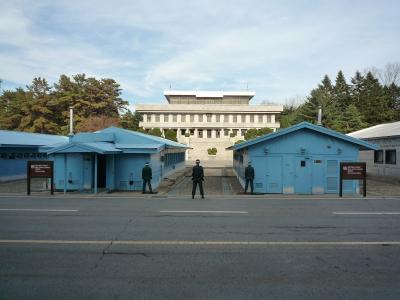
[136,91,283,163]
[0,130,67,182]
[228,122,377,194]
[348,121,400,180]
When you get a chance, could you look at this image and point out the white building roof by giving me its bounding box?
[163,90,256,98]
[347,121,400,139]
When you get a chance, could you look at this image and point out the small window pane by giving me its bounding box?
[385,150,396,164]
[374,150,383,163]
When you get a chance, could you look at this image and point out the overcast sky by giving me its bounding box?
[0,0,399,109]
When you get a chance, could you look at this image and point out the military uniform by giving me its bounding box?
[142,164,152,193]
[244,164,255,194]
[192,161,204,198]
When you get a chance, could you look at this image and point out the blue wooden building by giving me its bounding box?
[47,127,188,193]
[228,122,378,194]
[0,130,67,182]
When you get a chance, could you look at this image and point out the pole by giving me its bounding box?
[64,154,67,194]
[339,162,343,197]
[363,162,367,197]
[69,107,74,136]
[94,153,98,194]
[50,161,54,195]
[27,161,31,195]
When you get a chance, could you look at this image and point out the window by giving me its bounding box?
[385,150,396,164]
[164,114,169,122]
[207,114,212,122]
[216,130,220,138]
[0,153,7,159]
[198,115,203,122]
[173,114,177,122]
[267,114,272,123]
[224,129,229,136]
[374,150,383,163]
[190,129,194,136]
[198,130,203,138]
[215,115,220,122]
[155,114,160,122]
[257,115,261,122]
[207,129,212,138]
[250,115,254,123]
[181,115,186,122]
[241,129,247,136]
[233,115,237,122]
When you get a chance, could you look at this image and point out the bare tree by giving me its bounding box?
[366,62,400,86]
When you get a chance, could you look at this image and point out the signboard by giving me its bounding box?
[29,161,53,178]
[339,162,366,197]
[27,160,54,195]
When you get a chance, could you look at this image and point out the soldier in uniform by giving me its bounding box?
[142,162,153,194]
[244,161,255,194]
[192,159,204,199]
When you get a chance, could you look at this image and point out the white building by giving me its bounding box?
[348,121,400,180]
[136,91,283,163]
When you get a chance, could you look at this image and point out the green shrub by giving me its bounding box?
[207,147,217,155]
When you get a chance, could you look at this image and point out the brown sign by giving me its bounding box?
[341,162,366,180]
[29,161,53,178]
[27,160,54,195]
[339,162,367,197]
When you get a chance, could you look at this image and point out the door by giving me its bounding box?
[266,156,283,193]
[295,157,312,194]
[97,154,107,188]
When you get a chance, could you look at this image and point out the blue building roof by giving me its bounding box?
[0,130,68,147]
[227,122,379,151]
[47,127,189,154]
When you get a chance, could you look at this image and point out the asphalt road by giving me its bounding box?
[1,195,400,299]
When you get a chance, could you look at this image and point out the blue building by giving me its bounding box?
[47,127,188,193]
[228,122,378,194]
[0,130,67,182]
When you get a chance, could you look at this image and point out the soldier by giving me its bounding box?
[244,161,255,194]
[142,162,153,194]
[192,159,204,199]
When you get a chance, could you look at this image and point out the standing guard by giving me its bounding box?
[142,162,153,194]
[244,161,255,194]
[192,159,204,199]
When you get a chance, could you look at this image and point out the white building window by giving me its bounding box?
[207,129,212,138]
[181,115,186,122]
[198,130,203,138]
[224,129,229,136]
[198,114,203,122]
[190,114,195,122]
[215,114,220,122]
[207,114,212,122]
[267,114,272,123]
[250,115,254,123]
[155,114,160,122]
[233,115,237,122]
[173,114,177,122]
[165,114,169,122]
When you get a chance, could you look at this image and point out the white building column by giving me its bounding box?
[160,114,164,123]
[271,114,276,124]
[211,129,216,138]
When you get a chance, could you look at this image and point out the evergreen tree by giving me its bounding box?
[333,70,352,112]
[330,104,367,133]
[358,72,390,125]
[148,128,162,137]
[19,78,59,133]
[120,110,143,131]
[384,83,400,121]
[350,71,365,110]
[164,129,177,142]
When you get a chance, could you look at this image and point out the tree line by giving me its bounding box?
[0,74,142,135]
[280,63,400,133]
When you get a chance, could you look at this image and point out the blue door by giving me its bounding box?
[295,157,312,194]
[266,156,282,193]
